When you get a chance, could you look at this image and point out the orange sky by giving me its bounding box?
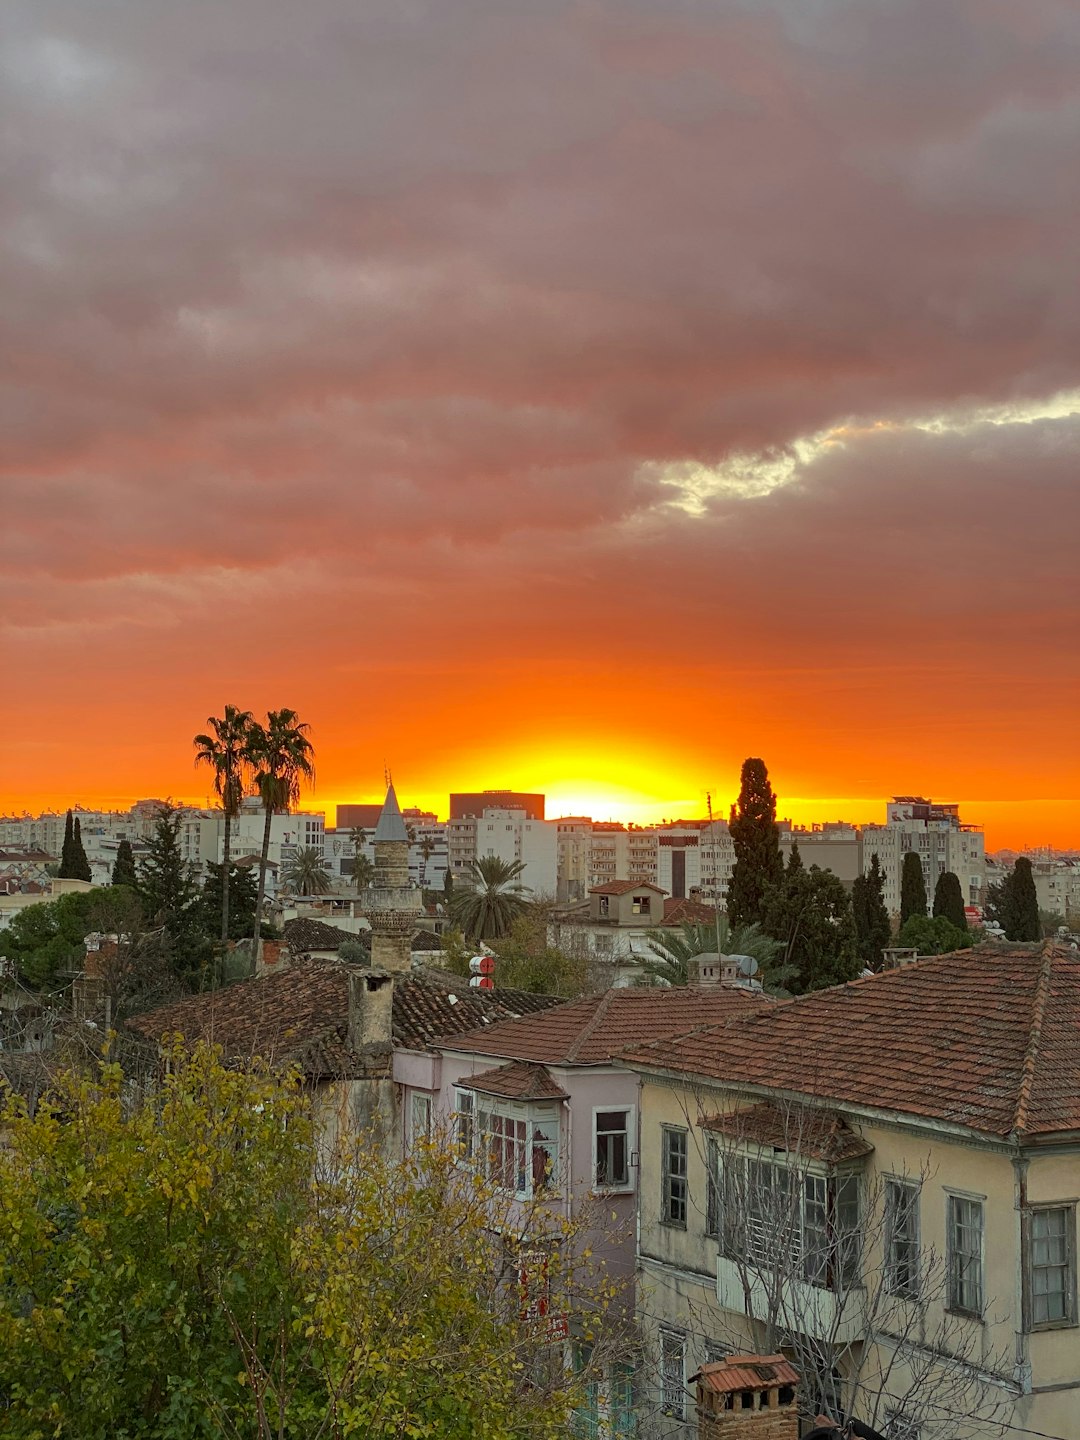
[4,2,1079,852]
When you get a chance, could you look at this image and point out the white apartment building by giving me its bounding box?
[654,820,736,904]
[224,803,326,892]
[862,796,985,915]
[325,816,449,892]
[447,806,557,897]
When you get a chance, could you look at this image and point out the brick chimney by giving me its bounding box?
[692,1355,799,1440]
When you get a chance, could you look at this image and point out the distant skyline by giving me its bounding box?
[2,771,1075,854]
[5,2,1078,850]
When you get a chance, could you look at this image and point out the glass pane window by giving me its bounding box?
[611,1362,636,1439]
[660,1332,686,1419]
[410,1091,432,1144]
[595,1109,630,1188]
[885,1179,921,1298]
[453,1088,474,1157]
[1030,1207,1073,1326]
[475,1099,559,1199]
[948,1195,984,1315]
[705,1138,721,1237]
[661,1128,688,1226]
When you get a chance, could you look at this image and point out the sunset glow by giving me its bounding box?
[4,1,1078,853]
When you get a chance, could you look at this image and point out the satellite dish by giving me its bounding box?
[731,954,758,977]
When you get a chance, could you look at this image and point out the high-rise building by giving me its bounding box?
[450,790,545,821]
[862,796,985,915]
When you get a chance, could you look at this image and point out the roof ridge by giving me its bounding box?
[1012,942,1057,1138]
[565,989,616,1063]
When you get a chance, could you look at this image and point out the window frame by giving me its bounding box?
[884,1176,922,1300]
[466,1093,562,1201]
[409,1090,432,1145]
[946,1191,985,1318]
[659,1329,686,1419]
[660,1125,688,1229]
[1023,1202,1077,1332]
[711,1144,863,1292]
[592,1104,635,1193]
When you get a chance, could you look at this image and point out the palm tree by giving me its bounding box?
[349,828,368,893]
[641,917,794,992]
[449,855,531,941]
[419,838,435,886]
[193,705,254,949]
[353,854,375,891]
[245,709,316,946]
[282,846,332,896]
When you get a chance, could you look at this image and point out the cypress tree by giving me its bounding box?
[864,852,892,965]
[70,818,93,883]
[932,871,967,931]
[726,758,784,929]
[58,809,76,878]
[111,839,138,888]
[1007,857,1041,942]
[900,852,927,925]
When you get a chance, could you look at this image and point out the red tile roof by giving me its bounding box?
[692,1355,799,1394]
[701,1102,874,1163]
[589,881,665,896]
[126,964,561,1078]
[662,897,718,925]
[442,985,770,1067]
[624,942,1080,1139]
[460,1061,568,1101]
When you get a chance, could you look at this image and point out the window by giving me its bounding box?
[1026,1205,1076,1328]
[410,1091,432,1144]
[593,933,613,956]
[594,1108,632,1189]
[660,1331,686,1419]
[631,894,651,914]
[474,1097,560,1199]
[705,1137,721,1237]
[714,1152,861,1290]
[598,896,610,916]
[611,1361,636,1439]
[661,1127,688,1226]
[885,1179,921,1298]
[947,1194,984,1315]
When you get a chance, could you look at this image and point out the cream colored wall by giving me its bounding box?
[635,1070,1080,1437]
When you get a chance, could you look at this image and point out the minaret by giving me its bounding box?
[364,782,422,974]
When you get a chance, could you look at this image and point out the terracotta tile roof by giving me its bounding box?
[283,917,360,953]
[460,1060,569,1101]
[589,881,665,896]
[442,985,770,1067]
[691,1355,799,1394]
[663,897,718,925]
[624,942,1080,1140]
[126,964,561,1078]
[701,1102,875,1163]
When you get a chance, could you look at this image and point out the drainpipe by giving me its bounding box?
[1012,1149,1032,1394]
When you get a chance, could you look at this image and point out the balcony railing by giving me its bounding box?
[717,1254,866,1346]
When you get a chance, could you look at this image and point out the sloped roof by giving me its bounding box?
[663,897,719,925]
[692,1355,799,1394]
[442,985,770,1067]
[126,963,561,1078]
[373,784,410,845]
[589,881,665,896]
[283,917,362,953]
[701,1102,874,1163]
[460,1060,568,1101]
[623,942,1080,1140]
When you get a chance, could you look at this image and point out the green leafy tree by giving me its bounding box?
[282,846,332,896]
[58,809,75,877]
[449,855,531,941]
[246,709,316,942]
[137,805,209,985]
[725,758,784,928]
[761,854,860,993]
[111,839,138,888]
[194,705,254,949]
[900,852,928,925]
[200,863,259,942]
[932,871,968,932]
[0,1043,618,1439]
[851,852,892,971]
[0,891,94,990]
[488,912,587,996]
[642,918,794,992]
[896,913,972,956]
[443,867,454,901]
